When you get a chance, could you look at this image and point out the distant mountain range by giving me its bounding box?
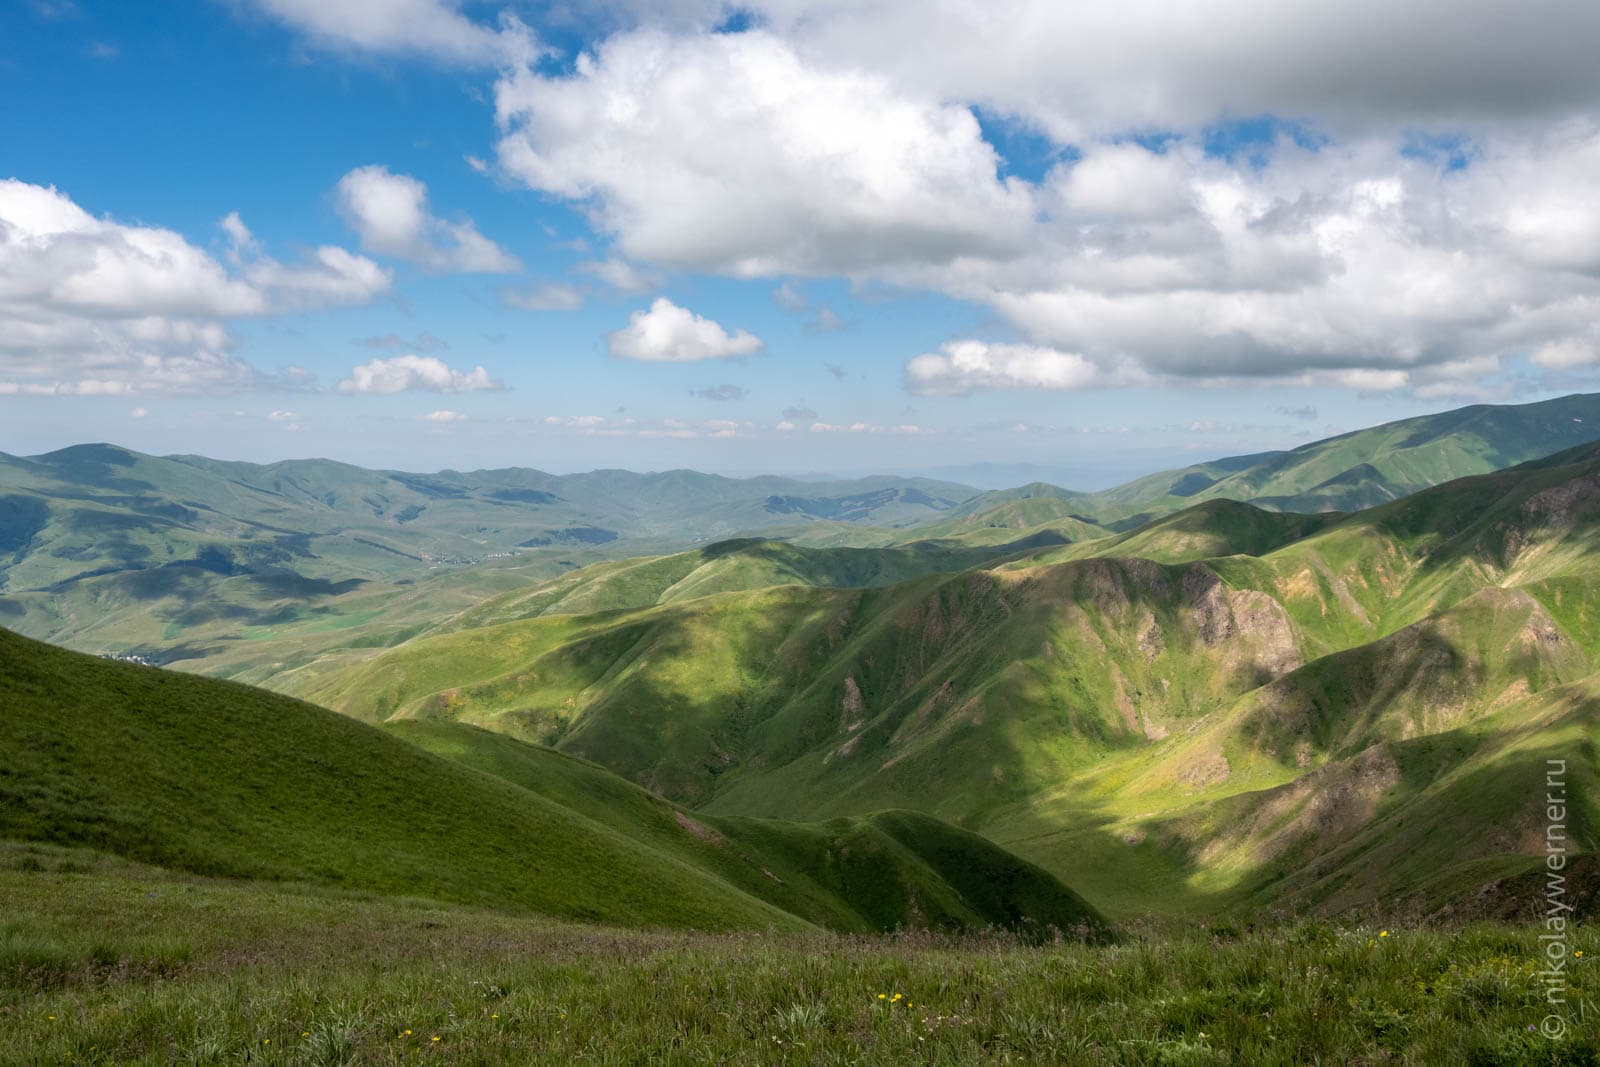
[4,391,1600,686]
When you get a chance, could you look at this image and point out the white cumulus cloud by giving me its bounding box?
[335,165,519,273]
[0,179,388,395]
[905,340,1117,396]
[494,29,1034,276]
[607,298,763,362]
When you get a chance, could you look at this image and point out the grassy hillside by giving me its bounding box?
[8,842,1588,1063]
[308,444,1600,920]
[429,532,1069,632]
[0,626,1103,937]
[1068,391,1600,523]
[899,484,1111,544]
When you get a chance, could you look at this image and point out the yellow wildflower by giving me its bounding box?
[431,1036,441,1043]
[1379,930,1389,938]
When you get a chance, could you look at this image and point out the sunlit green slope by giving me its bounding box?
[0,626,1103,936]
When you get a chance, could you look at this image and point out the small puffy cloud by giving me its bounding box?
[242,244,393,309]
[905,340,1110,396]
[338,355,505,394]
[129,406,148,418]
[782,405,818,420]
[1274,405,1319,421]
[690,384,748,401]
[418,409,467,422]
[824,362,847,380]
[267,409,302,430]
[607,298,763,362]
[242,0,537,67]
[504,281,584,311]
[335,165,519,273]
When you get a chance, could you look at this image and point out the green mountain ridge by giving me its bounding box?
[922,393,1600,542]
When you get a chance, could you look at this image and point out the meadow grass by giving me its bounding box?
[4,844,1597,1065]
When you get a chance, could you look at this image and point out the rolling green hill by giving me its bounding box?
[307,443,1600,921]
[0,625,1103,937]
[1063,391,1600,524]
[898,484,1111,544]
[427,532,1071,633]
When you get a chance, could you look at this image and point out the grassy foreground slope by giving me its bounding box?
[393,721,1104,937]
[309,444,1600,920]
[0,626,1103,936]
[7,842,1592,1065]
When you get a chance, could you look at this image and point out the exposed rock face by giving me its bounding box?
[1523,472,1600,528]
[840,675,864,731]
[1137,611,1165,661]
[1196,744,1401,866]
[1226,589,1302,679]
[1182,565,1302,682]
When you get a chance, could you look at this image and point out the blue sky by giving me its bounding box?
[2,1,1599,481]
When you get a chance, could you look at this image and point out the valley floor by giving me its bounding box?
[3,843,1594,1065]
